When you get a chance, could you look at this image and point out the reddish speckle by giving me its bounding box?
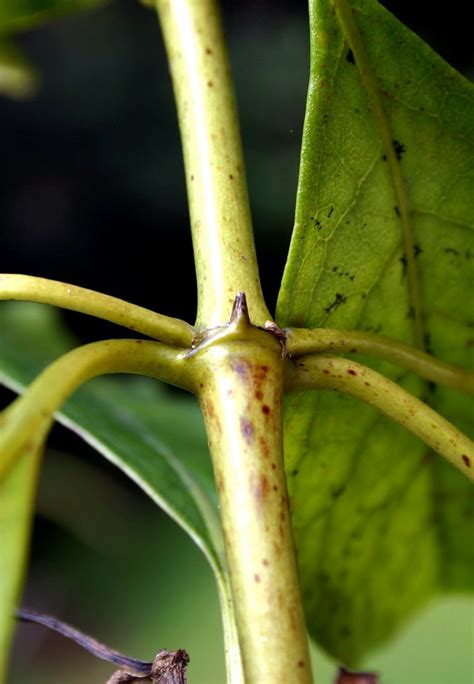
[271,463,276,470]
[134,340,143,344]
[262,405,270,415]
[207,80,213,87]
[262,559,269,566]
[323,369,330,374]
[254,474,270,502]
[297,661,305,669]
[347,369,357,376]
[462,454,471,467]
[205,47,213,55]
[229,174,234,180]
[258,435,270,459]
[255,390,263,400]
[273,485,278,492]
[214,468,224,492]
[364,381,371,386]
[254,574,261,583]
[205,400,215,418]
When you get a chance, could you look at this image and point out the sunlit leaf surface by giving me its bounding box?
[277,0,474,665]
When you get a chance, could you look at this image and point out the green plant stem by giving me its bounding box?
[0,274,194,347]
[286,327,474,394]
[189,298,312,683]
[0,339,191,480]
[286,354,474,481]
[155,0,271,328]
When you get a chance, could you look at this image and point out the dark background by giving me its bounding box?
[1,0,472,335]
[1,2,472,682]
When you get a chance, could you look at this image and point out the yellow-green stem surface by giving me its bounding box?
[0,274,194,347]
[287,327,474,394]
[287,354,474,481]
[190,305,312,683]
[156,0,270,328]
[1,339,190,480]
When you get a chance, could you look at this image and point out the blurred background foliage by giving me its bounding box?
[0,1,472,682]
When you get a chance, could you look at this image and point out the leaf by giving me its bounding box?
[0,37,39,99]
[0,432,42,677]
[276,0,474,666]
[0,304,225,671]
[0,0,109,32]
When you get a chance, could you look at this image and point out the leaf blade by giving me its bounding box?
[277,0,474,664]
[0,303,228,673]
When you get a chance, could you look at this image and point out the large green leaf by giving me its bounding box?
[277,0,473,666]
[0,303,223,674]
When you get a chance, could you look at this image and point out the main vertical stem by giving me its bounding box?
[155,2,311,679]
[156,0,271,328]
[190,302,312,683]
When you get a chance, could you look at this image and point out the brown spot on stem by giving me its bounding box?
[262,559,269,566]
[347,369,357,376]
[254,574,261,583]
[297,660,305,669]
[253,474,270,506]
[204,400,215,418]
[262,405,270,415]
[255,390,263,400]
[462,454,471,467]
[214,467,224,492]
[258,435,270,459]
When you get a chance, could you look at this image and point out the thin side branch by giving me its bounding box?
[286,327,474,394]
[1,339,191,480]
[286,354,474,481]
[0,274,194,347]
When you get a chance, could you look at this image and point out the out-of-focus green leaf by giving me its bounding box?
[0,433,42,678]
[0,303,224,674]
[0,0,109,33]
[277,0,474,666]
[0,38,38,98]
